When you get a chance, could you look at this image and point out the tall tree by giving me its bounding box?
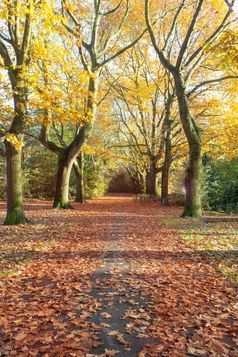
[111,49,166,195]
[39,0,148,208]
[145,0,237,217]
[0,0,40,224]
[110,48,181,197]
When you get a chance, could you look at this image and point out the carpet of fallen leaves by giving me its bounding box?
[164,213,238,284]
[0,196,237,356]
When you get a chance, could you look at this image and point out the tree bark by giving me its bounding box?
[74,152,84,203]
[182,147,201,217]
[0,2,33,224]
[146,160,157,196]
[4,139,27,224]
[4,83,28,225]
[174,73,202,218]
[137,172,145,194]
[53,149,73,209]
[161,131,172,206]
[161,104,172,206]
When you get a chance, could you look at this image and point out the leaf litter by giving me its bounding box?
[0,197,237,356]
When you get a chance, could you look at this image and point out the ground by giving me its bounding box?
[0,195,237,357]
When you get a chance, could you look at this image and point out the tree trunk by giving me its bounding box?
[146,160,157,196]
[74,152,84,203]
[161,141,171,206]
[174,73,202,218]
[182,147,201,217]
[4,139,27,225]
[4,78,28,225]
[138,172,145,194]
[53,149,74,209]
[161,111,172,206]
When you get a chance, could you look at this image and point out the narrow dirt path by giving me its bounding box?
[0,196,237,356]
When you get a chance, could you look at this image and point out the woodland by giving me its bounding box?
[0,0,238,356]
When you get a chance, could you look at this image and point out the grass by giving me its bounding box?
[162,209,238,284]
[0,269,16,276]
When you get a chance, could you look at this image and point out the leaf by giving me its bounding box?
[187,347,208,356]
[100,312,112,319]
[14,332,28,341]
[108,330,120,336]
[105,349,120,356]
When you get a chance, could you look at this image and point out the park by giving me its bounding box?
[0,0,237,356]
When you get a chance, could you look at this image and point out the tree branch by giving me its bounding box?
[188,75,238,97]
[97,28,148,68]
[145,0,175,73]
[176,0,205,69]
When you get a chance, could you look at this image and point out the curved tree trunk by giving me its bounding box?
[51,75,99,209]
[4,139,27,225]
[174,74,202,218]
[74,152,84,203]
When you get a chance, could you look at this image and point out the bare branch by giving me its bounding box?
[145,0,175,73]
[185,4,235,67]
[188,75,238,97]
[0,40,13,67]
[176,0,205,69]
[163,0,185,51]
[98,28,147,68]
[99,0,124,16]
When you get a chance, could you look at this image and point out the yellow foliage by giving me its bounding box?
[5,133,23,150]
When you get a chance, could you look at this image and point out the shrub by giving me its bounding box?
[203,157,238,213]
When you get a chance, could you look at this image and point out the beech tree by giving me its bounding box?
[42,0,148,208]
[112,58,167,195]
[0,0,55,224]
[31,43,90,208]
[145,0,237,217]
[110,48,184,199]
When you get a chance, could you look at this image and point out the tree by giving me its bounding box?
[145,0,237,217]
[31,0,147,208]
[109,47,184,199]
[0,0,52,224]
[111,49,166,195]
[31,44,90,208]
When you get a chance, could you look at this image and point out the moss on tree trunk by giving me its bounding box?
[4,140,27,225]
[174,74,202,218]
[182,147,202,218]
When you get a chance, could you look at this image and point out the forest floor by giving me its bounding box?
[0,195,237,357]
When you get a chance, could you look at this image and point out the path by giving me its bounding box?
[88,212,157,356]
[0,196,237,356]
